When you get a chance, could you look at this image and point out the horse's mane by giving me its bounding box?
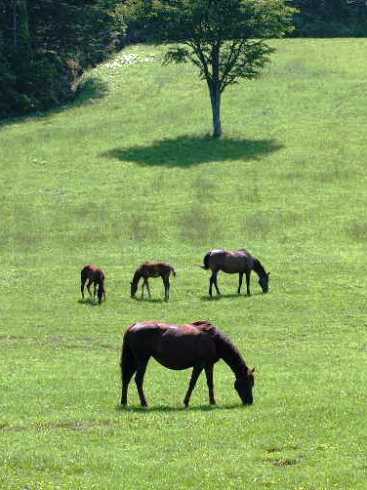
[191,320,248,373]
[252,257,267,277]
[191,320,216,332]
[213,327,249,375]
[132,269,142,284]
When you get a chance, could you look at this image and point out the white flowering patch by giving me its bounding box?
[104,52,158,71]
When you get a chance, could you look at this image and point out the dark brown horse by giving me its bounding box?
[120,320,255,408]
[80,264,106,304]
[201,249,270,297]
[130,262,176,301]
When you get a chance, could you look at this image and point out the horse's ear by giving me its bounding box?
[268,272,271,277]
[251,367,256,374]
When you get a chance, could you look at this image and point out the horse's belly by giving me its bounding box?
[152,355,195,370]
[152,337,217,370]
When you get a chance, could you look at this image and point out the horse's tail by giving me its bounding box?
[80,266,88,296]
[120,330,134,382]
[201,251,211,270]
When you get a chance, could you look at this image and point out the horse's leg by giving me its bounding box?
[146,279,151,299]
[86,279,93,297]
[121,359,137,406]
[93,281,97,298]
[183,364,204,407]
[141,280,145,299]
[209,272,216,297]
[135,357,150,407]
[245,271,251,296]
[205,364,216,405]
[163,276,170,301]
[238,273,244,295]
[213,271,221,296]
[81,277,87,299]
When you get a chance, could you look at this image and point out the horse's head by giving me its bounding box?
[259,272,270,293]
[130,281,137,298]
[234,368,255,405]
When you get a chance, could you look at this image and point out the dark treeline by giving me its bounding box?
[1,0,367,118]
[292,0,367,36]
[0,0,124,116]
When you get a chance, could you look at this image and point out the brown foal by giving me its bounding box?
[130,261,176,301]
[80,264,106,304]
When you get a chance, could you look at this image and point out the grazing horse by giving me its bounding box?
[80,264,106,304]
[201,249,270,297]
[120,320,255,408]
[130,262,176,301]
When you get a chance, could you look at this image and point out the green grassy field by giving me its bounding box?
[1,39,367,489]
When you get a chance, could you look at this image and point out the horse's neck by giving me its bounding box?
[132,271,142,285]
[216,334,248,378]
[253,258,266,278]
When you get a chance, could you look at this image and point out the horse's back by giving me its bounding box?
[125,321,218,369]
[207,249,252,272]
[140,261,174,277]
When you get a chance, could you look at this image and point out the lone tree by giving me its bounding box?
[122,0,295,137]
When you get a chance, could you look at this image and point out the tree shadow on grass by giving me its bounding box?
[102,135,283,168]
[72,77,109,107]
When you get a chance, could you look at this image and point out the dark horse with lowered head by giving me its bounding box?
[201,249,270,297]
[130,262,176,301]
[80,264,106,304]
[120,320,255,408]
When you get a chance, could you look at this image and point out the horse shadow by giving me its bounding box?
[200,292,263,301]
[102,135,283,168]
[131,297,166,304]
[116,403,244,413]
[78,298,100,307]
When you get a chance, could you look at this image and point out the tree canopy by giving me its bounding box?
[122,0,296,137]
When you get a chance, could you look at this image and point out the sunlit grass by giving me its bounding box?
[0,39,367,489]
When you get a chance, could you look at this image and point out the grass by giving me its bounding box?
[1,39,367,489]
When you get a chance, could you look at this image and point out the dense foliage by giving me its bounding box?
[292,0,367,36]
[0,0,124,117]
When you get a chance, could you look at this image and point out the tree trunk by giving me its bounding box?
[210,84,222,138]
[210,42,222,138]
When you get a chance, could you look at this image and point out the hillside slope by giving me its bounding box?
[0,40,366,489]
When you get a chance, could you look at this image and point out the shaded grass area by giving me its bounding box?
[104,135,283,167]
[1,40,367,489]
